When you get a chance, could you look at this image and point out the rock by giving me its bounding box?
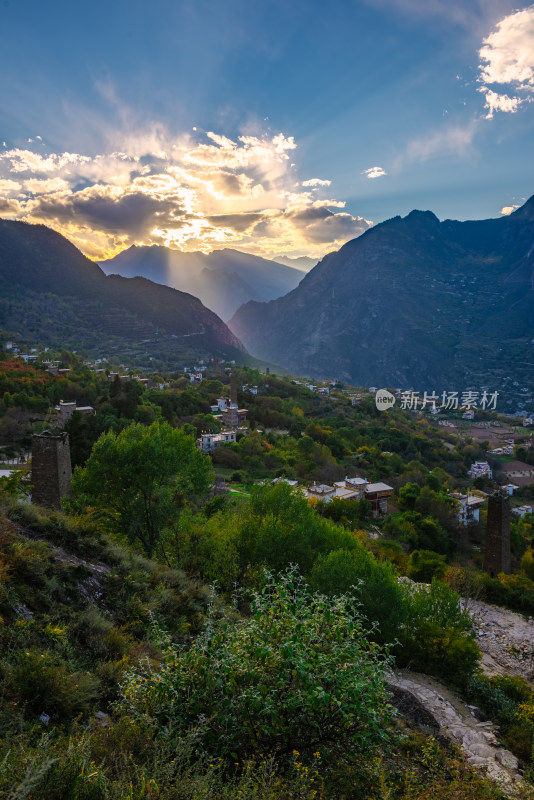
[466,704,484,720]
[495,749,519,770]
[467,743,496,759]
[467,756,492,767]
[95,711,110,727]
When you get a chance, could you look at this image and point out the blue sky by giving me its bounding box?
[0,0,533,259]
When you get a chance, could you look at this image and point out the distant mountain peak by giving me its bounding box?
[404,209,440,225]
[511,194,534,220]
[99,242,303,321]
[229,198,534,406]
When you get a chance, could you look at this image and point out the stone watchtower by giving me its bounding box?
[483,490,511,578]
[31,431,72,510]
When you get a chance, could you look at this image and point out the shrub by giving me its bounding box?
[398,580,480,685]
[407,549,447,582]
[310,545,406,646]
[6,652,99,723]
[120,569,393,764]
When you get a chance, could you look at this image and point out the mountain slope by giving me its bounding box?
[100,245,303,320]
[229,199,534,406]
[0,219,244,366]
[273,254,318,271]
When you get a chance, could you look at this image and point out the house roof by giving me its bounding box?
[365,482,393,494]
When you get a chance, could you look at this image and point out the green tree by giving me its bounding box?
[398,580,480,684]
[120,569,393,764]
[407,549,447,582]
[310,546,406,646]
[238,482,355,578]
[70,420,213,559]
[398,482,421,510]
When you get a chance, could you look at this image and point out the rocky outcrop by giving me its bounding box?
[390,671,527,795]
[464,599,534,681]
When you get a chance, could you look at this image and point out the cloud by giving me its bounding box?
[362,166,387,179]
[478,5,534,118]
[500,204,519,215]
[301,178,331,187]
[0,197,22,216]
[0,178,22,196]
[478,87,523,118]
[28,185,189,237]
[206,212,264,233]
[287,206,372,244]
[400,119,478,165]
[0,127,371,258]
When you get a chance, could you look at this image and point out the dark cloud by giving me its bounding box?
[288,206,371,243]
[30,189,188,236]
[0,198,20,216]
[206,212,263,232]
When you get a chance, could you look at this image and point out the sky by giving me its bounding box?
[0,0,533,260]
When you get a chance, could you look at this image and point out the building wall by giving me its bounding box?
[483,491,511,577]
[31,432,72,510]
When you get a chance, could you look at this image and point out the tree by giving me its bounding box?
[70,420,213,559]
[238,482,356,578]
[310,546,406,646]
[120,569,393,764]
[407,549,447,582]
[398,482,421,510]
[397,580,480,684]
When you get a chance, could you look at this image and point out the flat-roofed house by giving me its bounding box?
[364,482,394,517]
[449,490,486,525]
[197,430,237,454]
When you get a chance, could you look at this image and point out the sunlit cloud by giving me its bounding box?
[0,178,22,196]
[0,127,372,259]
[301,178,331,187]
[362,166,387,179]
[478,5,534,118]
[500,204,519,215]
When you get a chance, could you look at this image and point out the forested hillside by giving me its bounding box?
[1,353,534,798]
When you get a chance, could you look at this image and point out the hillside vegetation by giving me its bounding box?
[1,355,534,797]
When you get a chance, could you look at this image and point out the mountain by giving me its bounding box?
[273,255,318,271]
[99,246,303,320]
[229,198,534,408]
[0,219,244,367]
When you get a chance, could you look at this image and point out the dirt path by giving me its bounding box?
[390,670,529,795]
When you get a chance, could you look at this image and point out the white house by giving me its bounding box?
[468,461,492,479]
[449,490,486,525]
[512,505,533,518]
[197,430,237,454]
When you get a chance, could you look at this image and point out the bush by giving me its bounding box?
[407,549,447,582]
[120,569,393,764]
[5,652,99,723]
[397,580,480,685]
[310,545,406,646]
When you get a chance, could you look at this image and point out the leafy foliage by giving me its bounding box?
[70,419,213,558]
[121,569,393,764]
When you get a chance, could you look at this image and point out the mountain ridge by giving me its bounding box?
[229,198,534,407]
[100,244,304,320]
[0,219,245,367]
